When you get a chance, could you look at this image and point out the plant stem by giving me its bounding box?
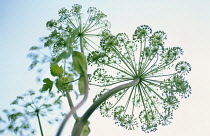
[36,111,44,136]
[71,78,140,136]
[56,25,90,136]
[65,90,78,119]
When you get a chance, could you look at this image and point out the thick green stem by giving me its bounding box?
[65,90,78,119]
[71,78,140,136]
[36,110,44,136]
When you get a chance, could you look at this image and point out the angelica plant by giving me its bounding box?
[2,4,191,136]
[26,4,111,136]
[31,5,191,136]
[82,25,192,133]
[26,3,110,118]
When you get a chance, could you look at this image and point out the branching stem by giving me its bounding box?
[56,25,89,136]
[71,78,139,136]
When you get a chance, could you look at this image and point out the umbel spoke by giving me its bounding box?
[88,24,191,133]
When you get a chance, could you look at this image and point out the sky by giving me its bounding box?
[0,0,210,136]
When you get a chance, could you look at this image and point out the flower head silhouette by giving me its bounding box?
[88,25,191,132]
[28,4,110,71]
[0,90,64,136]
[44,4,110,56]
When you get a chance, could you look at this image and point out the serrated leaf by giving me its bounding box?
[72,51,87,74]
[50,63,63,77]
[78,75,85,95]
[41,78,53,92]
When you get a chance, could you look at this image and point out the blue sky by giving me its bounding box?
[1,0,210,135]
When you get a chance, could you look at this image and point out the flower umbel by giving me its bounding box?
[88,25,191,133]
[44,4,110,56]
[1,90,64,136]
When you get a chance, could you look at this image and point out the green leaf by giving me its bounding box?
[54,50,71,63]
[72,51,87,74]
[78,75,85,95]
[55,76,74,92]
[41,78,53,92]
[50,63,63,77]
[54,28,79,63]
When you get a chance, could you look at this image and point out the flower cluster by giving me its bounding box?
[88,25,191,132]
[0,90,64,135]
[43,4,110,56]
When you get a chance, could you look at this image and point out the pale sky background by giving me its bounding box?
[0,0,210,136]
